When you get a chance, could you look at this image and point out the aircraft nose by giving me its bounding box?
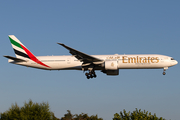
[172,60,178,66]
[175,60,178,65]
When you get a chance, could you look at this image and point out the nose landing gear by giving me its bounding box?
[163,71,166,75]
[85,71,97,79]
[163,67,168,75]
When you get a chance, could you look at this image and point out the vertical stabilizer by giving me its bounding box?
[9,35,33,60]
[8,35,50,68]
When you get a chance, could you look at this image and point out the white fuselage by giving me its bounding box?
[9,54,178,71]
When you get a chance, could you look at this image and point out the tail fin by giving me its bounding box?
[8,35,50,68]
[9,35,35,60]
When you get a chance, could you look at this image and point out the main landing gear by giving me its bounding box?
[85,70,97,79]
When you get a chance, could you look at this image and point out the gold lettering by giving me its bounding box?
[139,57,143,63]
[155,57,159,63]
[151,57,155,63]
[137,56,139,63]
[148,57,150,63]
[117,56,120,59]
[122,56,127,63]
[122,56,160,64]
[128,57,136,63]
[143,57,147,63]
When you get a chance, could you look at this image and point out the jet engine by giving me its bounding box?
[105,60,118,70]
[102,60,119,75]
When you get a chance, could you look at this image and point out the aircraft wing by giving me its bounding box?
[57,43,103,63]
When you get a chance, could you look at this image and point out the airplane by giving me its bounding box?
[4,35,178,79]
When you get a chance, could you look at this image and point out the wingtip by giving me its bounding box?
[57,43,64,46]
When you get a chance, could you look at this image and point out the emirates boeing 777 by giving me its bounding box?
[4,35,178,79]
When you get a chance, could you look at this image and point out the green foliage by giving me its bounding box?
[0,99,58,120]
[61,110,103,120]
[113,108,166,120]
[0,100,167,120]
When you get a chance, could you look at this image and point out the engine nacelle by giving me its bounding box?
[102,60,119,75]
[105,60,118,70]
[102,70,119,75]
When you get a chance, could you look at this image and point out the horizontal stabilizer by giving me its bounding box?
[4,55,27,62]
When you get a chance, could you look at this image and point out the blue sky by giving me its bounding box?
[0,1,180,119]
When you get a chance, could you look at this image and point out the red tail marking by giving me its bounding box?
[20,45,51,68]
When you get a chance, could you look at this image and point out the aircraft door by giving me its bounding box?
[67,58,71,64]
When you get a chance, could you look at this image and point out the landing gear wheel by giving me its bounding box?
[87,75,90,79]
[163,72,166,75]
[90,75,93,78]
[85,70,97,79]
[85,73,89,76]
[94,74,97,78]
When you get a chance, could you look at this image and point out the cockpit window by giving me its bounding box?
[171,58,175,60]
